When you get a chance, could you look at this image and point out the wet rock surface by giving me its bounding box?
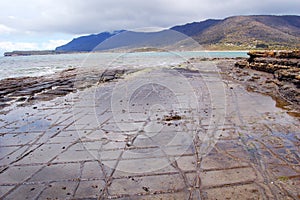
[0,68,130,110]
[0,60,299,199]
[234,50,300,112]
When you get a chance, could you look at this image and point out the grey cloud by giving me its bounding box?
[0,0,299,35]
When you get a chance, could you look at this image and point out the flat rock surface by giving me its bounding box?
[0,60,299,199]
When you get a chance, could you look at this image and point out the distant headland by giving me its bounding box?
[4,50,59,57]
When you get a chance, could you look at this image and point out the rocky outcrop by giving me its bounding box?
[235,50,300,107]
[248,50,300,60]
[0,68,131,109]
[236,50,300,86]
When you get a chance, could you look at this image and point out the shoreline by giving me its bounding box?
[0,52,248,81]
[0,58,299,117]
[0,67,135,112]
[2,49,250,57]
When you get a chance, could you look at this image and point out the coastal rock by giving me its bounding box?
[234,50,300,108]
[249,62,290,73]
[234,60,248,68]
[279,84,300,104]
[235,50,300,81]
[248,50,300,59]
[0,68,129,109]
[275,68,300,86]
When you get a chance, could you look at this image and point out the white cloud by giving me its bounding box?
[41,39,70,50]
[0,39,70,54]
[0,41,38,52]
[0,0,299,35]
[0,0,299,55]
[0,24,15,34]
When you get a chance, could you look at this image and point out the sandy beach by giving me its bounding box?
[0,57,299,199]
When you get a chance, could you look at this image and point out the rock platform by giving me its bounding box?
[0,59,299,199]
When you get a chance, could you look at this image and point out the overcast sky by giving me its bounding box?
[0,0,299,54]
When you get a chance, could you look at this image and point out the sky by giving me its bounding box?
[0,0,299,54]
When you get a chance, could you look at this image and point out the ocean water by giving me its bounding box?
[0,51,248,80]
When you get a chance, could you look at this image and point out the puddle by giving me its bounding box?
[271,95,300,118]
[286,111,300,118]
[246,85,300,118]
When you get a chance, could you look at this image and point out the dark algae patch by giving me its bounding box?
[163,114,182,121]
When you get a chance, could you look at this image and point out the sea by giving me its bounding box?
[0,51,248,80]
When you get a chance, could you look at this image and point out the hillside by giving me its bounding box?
[176,15,300,49]
[171,19,220,36]
[55,15,300,52]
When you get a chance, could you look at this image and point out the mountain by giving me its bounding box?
[55,30,124,52]
[174,15,300,49]
[171,19,220,36]
[56,29,200,52]
[92,30,200,51]
[55,15,300,52]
